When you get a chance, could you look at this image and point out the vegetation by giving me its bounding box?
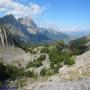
[48,41,75,73]
[0,40,77,85]
[0,62,9,81]
[26,60,42,69]
[40,67,47,76]
[0,62,25,82]
[56,41,65,51]
[26,54,46,69]
[40,47,49,53]
[69,37,88,55]
[64,56,75,65]
[24,71,35,77]
[37,54,46,61]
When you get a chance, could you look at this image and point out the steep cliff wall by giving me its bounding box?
[0,26,15,47]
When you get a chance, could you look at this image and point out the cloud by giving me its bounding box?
[29,2,46,15]
[0,0,45,18]
[42,21,90,33]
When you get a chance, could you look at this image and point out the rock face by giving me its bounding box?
[18,17,37,34]
[0,14,50,43]
[21,77,90,90]
[18,50,90,90]
[0,26,15,47]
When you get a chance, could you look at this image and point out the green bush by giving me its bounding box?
[24,71,34,77]
[49,47,75,73]
[40,47,49,53]
[26,60,42,69]
[0,62,8,81]
[31,51,37,54]
[50,63,62,74]
[64,57,75,65]
[37,55,46,61]
[49,49,64,64]
[5,65,24,80]
[0,62,24,81]
[40,68,47,76]
[56,41,65,51]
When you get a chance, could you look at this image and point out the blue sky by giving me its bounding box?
[0,0,90,32]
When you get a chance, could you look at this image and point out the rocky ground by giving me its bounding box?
[0,47,31,67]
[20,76,90,90]
[18,50,90,90]
[0,47,90,90]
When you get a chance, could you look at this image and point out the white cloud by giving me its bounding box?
[0,0,45,18]
[29,2,46,15]
[42,21,90,33]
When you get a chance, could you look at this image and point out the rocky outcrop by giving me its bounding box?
[20,76,90,90]
[0,26,15,47]
[18,17,38,34]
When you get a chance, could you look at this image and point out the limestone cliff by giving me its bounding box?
[0,26,15,47]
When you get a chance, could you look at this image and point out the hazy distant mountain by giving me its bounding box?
[38,27,70,41]
[67,30,90,40]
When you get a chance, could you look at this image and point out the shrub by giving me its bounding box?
[56,41,65,51]
[0,62,8,81]
[0,62,24,81]
[5,65,24,80]
[49,49,64,64]
[24,71,34,77]
[53,66,59,74]
[37,55,46,61]
[26,60,42,69]
[31,51,37,54]
[40,47,49,53]
[64,57,75,65]
[40,68,47,76]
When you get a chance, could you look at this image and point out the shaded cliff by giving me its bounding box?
[0,26,15,47]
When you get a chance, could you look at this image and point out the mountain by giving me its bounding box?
[0,14,70,48]
[67,30,90,40]
[18,17,70,42]
[0,15,31,48]
[38,27,70,41]
[0,15,50,47]
[69,34,90,55]
[17,17,50,43]
[18,17,37,34]
[0,14,31,42]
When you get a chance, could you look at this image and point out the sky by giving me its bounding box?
[0,0,90,33]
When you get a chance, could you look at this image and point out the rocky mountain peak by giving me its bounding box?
[0,14,16,24]
[18,17,38,34]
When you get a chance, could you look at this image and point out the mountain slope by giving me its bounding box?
[0,15,50,46]
[38,27,70,41]
[18,17,37,34]
[0,14,31,43]
[17,16,50,43]
[0,14,70,47]
[18,17,70,42]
